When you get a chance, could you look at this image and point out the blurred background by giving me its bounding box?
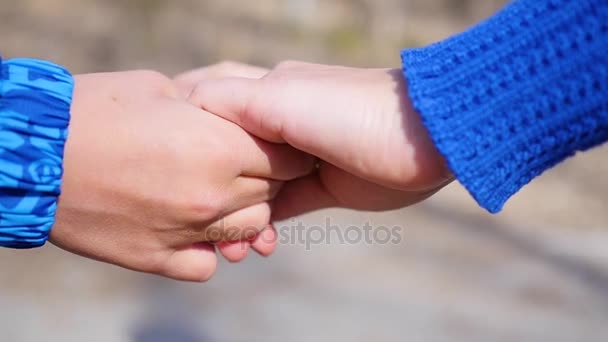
[1,0,608,341]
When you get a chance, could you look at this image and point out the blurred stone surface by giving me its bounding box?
[1,0,608,341]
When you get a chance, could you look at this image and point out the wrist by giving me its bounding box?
[388,67,453,190]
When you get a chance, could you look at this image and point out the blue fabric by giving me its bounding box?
[0,57,73,248]
[401,0,608,213]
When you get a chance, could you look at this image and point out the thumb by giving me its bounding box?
[187,77,286,144]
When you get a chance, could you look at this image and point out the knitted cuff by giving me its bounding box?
[401,0,608,213]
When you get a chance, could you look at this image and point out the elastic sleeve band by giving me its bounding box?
[0,57,73,248]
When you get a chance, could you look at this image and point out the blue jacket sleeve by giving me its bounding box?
[0,55,74,248]
[401,0,608,213]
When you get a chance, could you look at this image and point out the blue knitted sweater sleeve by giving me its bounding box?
[0,55,73,248]
[401,0,608,213]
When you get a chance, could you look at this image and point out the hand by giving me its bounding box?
[50,70,314,281]
[186,61,453,219]
[174,62,281,262]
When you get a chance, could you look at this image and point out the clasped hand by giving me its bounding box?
[51,61,452,282]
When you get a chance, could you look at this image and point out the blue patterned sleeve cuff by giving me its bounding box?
[0,57,74,248]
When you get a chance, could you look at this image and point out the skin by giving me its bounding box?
[183,61,454,220]
[50,70,315,282]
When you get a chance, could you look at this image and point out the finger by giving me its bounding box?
[235,135,315,180]
[162,243,218,282]
[187,77,286,143]
[317,162,443,211]
[174,62,269,98]
[271,172,339,221]
[273,164,444,220]
[219,225,277,261]
[225,177,282,214]
[197,201,272,242]
[251,225,278,257]
[217,240,251,263]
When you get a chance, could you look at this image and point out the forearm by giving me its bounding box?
[401,0,608,213]
[0,55,74,248]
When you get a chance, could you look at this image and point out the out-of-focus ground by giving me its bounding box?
[1,1,608,341]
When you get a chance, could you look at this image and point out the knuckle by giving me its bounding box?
[134,69,178,97]
[172,191,227,223]
[191,197,225,221]
[135,69,171,85]
[275,60,302,70]
[216,60,239,71]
